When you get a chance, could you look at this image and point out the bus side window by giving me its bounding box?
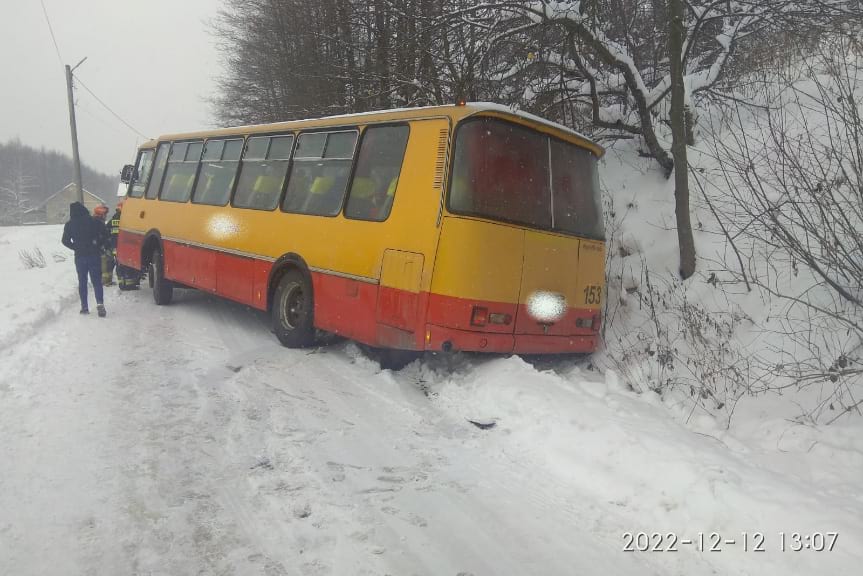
[161,141,202,203]
[233,135,293,211]
[192,138,242,206]
[128,149,154,198]
[344,125,409,221]
[145,142,171,200]
[283,131,357,217]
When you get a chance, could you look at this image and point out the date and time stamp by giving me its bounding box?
[622,531,839,553]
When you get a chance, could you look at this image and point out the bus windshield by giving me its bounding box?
[449,117,604,239]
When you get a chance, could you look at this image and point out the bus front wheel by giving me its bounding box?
[272,269,315,348]
[150,249,173,305]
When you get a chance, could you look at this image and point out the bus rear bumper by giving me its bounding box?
[424,324,598,355]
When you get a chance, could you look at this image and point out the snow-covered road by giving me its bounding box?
[1,225,861,576]
[0,286,647,575]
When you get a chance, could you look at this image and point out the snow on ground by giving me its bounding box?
[0,225,77,350]
[1,223,861,576]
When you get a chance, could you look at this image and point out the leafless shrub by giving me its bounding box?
[19,247,46,269]
[701,33,863,423]
[603,252,752,424]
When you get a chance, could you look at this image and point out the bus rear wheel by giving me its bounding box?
[150,249,173,305]
[272,269,315,348]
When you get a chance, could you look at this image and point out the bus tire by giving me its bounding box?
[272,269,315,348]
[151,249,173,305]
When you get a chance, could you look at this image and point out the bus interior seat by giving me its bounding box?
[378,176,398,217]
[304,175,335,214]
[250,174,279,209]
[349,176,376,217]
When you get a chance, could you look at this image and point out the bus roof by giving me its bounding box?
[143,103,604,157]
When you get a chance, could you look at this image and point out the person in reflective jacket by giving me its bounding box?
[61,202,108,317]
[94,204,114,286]
[111,200,140,290]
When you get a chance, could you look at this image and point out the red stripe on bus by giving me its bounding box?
[513,304,601,337]
[136,236,599,354]
[117,230,144,269]
[424,324,598,354]
[426,292,517,334]
[310,271,378,344]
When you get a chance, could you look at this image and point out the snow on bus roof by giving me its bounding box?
[466,102,598,146]
[274,102,597,145]
[153,102,602,154]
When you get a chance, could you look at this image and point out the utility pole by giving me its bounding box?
[65,57,86,203]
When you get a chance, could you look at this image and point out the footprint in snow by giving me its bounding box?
[293,503,312,519]
[251,456,274,471]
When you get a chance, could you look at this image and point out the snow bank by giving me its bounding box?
[0,225,78,351]
[420,356,863,575]
[0,219,861,576]
[594,48,862,427]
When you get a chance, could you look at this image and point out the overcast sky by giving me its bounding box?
[0,0,223,177]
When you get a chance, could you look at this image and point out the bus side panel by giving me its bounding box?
[251,260,270,311]
[189,245,217,292]
[311,272,378,344]
[164,240,217,291]
[216,252,254,305]
[117,230,144,270]
[161,240,189,284]
[376,250,424,333]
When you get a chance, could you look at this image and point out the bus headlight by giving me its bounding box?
[527,291,567,322]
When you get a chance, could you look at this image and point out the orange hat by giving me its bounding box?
[94,205,109,218]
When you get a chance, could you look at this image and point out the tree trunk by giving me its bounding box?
[668,0,696,279]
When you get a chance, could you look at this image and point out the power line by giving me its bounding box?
[75,77,150,140]
[39,0,63,65]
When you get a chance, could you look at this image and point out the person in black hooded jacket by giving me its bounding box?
[61,201,109,316]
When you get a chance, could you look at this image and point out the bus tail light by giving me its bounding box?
[471,307,512,327]
[471,306,488,326]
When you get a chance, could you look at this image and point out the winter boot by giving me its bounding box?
[80,308,89,315]
[97,304,107,318]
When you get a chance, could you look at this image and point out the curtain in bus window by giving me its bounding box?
[145,143,170,199]
[450,119,550,229]
[192,138,242,206]
[234,135,293,210]
[550,140,604,238]
[345,125,409,221]
[283,131,357,216]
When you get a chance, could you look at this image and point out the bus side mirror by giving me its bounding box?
[120,164,135,183]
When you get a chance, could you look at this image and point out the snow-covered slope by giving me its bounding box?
[0,225,77,350]
[1,224,861,575]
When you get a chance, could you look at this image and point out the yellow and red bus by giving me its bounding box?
[117,103,605,357]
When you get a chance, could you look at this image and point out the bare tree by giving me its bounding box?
[668,0,695,278]
[706,32,863,422]
[449,1,858,278]
[0,158,38,226]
